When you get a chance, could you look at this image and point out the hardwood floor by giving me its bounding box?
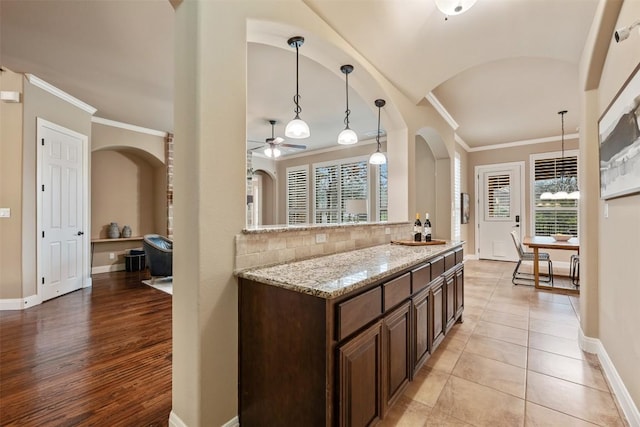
[0,270,172,427]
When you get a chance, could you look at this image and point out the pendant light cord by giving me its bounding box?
[376,103,381,151]
[293,43,302,119]
[344,71,351,128]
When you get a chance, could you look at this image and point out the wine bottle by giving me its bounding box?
[413,213,422,242]
[423,213,432,242]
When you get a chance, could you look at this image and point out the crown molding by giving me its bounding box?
[25,74,97,115]
[454,134,471,152]
[426,92,459,131]
[92,116,168,137]
[465,132,580,152]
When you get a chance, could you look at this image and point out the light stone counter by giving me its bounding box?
[236,241,464,299]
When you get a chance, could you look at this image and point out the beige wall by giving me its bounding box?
[593,0,640,412]
[415,136,437,234]
[0,69,24,299]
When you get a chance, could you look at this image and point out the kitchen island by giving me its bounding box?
[237,241,464,427]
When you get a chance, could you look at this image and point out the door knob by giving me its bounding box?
[77,231,84,236]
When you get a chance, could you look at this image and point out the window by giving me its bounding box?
[453,153,461,240]
[314,157,368,224]
[486,174,511,219]
[531,151,579,236]
[286,166,308,225]
[376,163,388,221]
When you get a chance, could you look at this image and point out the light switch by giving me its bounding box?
[0,208,10,218]
[604,203,609,219]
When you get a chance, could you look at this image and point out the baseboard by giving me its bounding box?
[464,254,479,260]
[0,293,42,311]
[91,263,125,274]
[168,411,238,427]
[579,329,640,426]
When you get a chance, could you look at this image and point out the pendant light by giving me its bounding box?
[337,64,358,145]
[369,99,387,165]
[435,0,477,17]
[540,110,579,200]
[285,36,310,139]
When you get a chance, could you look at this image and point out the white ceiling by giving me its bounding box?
[0,0,599,154]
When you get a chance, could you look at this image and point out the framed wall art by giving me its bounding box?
[598,62,640,200]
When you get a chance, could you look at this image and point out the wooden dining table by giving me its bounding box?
[522,236,580,293]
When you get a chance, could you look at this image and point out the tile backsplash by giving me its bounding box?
[235,222,411,271]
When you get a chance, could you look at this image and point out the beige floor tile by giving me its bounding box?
[481,309,529,330]
[425,348,463,374]
[378,394,431,427]
[490,294,531,308]
[530,291,572,305]
[529,306,579,324]
[529,317,580,340]
[464,334,528,368]
[433,376,525,427]
[528,331,585,360]
[405,366,450,407]
[438,334,468,353]
[526,371,624,426]
[485,301,530,317]
[472,320,529,346]
[525,402,599,426]
[452,352,526,398]
[527,348,609,392]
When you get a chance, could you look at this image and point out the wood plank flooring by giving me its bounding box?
[0,270,172,426]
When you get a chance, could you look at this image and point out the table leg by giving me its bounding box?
[533,247,540,289]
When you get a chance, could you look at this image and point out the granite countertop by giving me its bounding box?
[242,221,409,234]
[236,241,464,299]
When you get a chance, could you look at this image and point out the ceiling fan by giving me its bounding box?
[249,120,307,158]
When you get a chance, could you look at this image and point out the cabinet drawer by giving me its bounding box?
[383,273,411,311]
[455,248,463,265]
[338,286,383,341]
[444,251,456,272]
[430,256,444,278]
[411,263,431,294]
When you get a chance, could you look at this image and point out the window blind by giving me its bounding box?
[486,174,511,219]
[314,164,339,223]
[377,163,388,221]
[340,160,368,222]
[286,166,308,225]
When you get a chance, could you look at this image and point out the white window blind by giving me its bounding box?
[532,153,579,236]
[453,153,461,240]
[314,156,369,224]
[377,163,388,221]
[486,174,511,219]
[286,166,308,225]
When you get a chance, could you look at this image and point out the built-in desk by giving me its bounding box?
[91,236,144,273]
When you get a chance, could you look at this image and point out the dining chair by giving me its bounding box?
[510,231,554,286]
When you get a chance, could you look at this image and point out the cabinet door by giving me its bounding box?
[338,321,382,427]
[455,267,464,319]
[445,272,456,332]
[411,287,430,376]
[431,277,445,351]
[383,301,411,415]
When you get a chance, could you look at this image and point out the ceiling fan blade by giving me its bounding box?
[280,143,307,150]
[273,136,285,144]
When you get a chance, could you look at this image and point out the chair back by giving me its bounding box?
[510,230,525,260]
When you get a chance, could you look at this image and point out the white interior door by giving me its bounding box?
[38,119,86,301]
[477,163,523,261]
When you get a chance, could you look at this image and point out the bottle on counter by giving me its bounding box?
[413,213,422,242]
[423,213,432,242]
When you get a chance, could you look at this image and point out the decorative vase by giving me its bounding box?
[122,225,132,238]
[108,222,120,239]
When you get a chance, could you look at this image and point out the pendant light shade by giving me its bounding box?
[285,36,310,139]
[338,64,358,145]
[369,99,387,165]
[435,0,477,16]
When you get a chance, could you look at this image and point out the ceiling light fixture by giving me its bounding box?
[285,36,310,139]
[338,64,358,145]
[615,20,640,43]
[264,120,283,158]
[435,0,477,18]
[369,99,387,165]
[540,110,579,200]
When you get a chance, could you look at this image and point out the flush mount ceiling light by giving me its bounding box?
[615,20,640,43]
[338,64,358,145]
[540,110,580,200]
[369,99,387,165]
[285,36,310,139]
[435,0,477,17]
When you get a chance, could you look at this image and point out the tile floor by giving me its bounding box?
[380,259,629,427]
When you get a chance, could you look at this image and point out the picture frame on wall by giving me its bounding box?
[461,193,470,224]
[598,62,640,200]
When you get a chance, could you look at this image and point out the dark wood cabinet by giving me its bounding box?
[382,301,411,415]
[431,276,445,351]
[338,321,383,427]
[455,266,464,319]
[411,286,430,376]
[445,271,456,332]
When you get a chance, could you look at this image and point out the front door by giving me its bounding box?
[38,119,87,301]
[476,163,523,262]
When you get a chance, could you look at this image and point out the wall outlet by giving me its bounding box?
[109,252,115,260]
[0,208,10,218]
[385,227,391,235]
[315,233,327,243]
